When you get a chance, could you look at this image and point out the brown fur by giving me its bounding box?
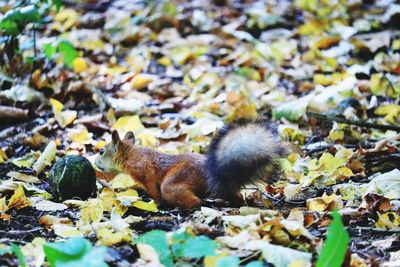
[95,121,284,209]
[95,131,208,209]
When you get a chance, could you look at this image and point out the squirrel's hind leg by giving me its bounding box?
[161,182,202,209]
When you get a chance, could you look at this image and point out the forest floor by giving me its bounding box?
[1,0,400,266]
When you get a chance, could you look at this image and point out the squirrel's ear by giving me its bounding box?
[111,130,121,144]
[124,131,135,144]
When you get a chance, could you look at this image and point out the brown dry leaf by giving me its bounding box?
[7,185,31,210]
[39,215,73,229]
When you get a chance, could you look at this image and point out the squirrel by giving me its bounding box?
[94,119,286,209]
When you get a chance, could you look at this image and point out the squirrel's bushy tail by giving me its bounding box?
[205,120,286,198]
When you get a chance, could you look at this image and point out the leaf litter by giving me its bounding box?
[1,0,400,266]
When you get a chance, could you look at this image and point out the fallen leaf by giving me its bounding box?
[8,185,31,210]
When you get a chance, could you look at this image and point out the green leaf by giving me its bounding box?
[0,4,43,36]
[44,237,108,267]
[182,236,217,259]
[316,210,349,267]
[216,256,240,267]
[58,41,78,68]
[0,20,19,35]
[171,232,192,258]
[162,2,177,17]
[235,67,261,81]
[52,0,62,12]
[10,244,26,267]
[245,261,264,267]
[44,43,57,60]
[24,56,35,64]
[136,230,173,267]
[17,5,41,23]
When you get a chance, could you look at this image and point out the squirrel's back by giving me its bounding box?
[205,120,286,198]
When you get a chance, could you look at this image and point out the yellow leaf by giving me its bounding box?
[80,40,105,51]
[99,188,115,212]
[53,9,79,31]
[321,193,337,204]
[332,166,354,181]
[227,101,258,121]
[0,197,8,212]
[110,173,136,189]
[132,200,158,212]
[157,56,171,66]
[312,36,341,50]
[370,73,396,97]
[97,228,132,246]
[298,20,326,35]
[80,199,104,224]
[169,46,192,65]
[204,254,229,267]
[0,148,8,163]
[335,147,354,160]
[68,127,89,143]
[136,131,158,147]
[313,73,343,86]
[376,212,399,229]
[11,152,39,168]
[50,98,77,127]
[8,185,31,210]
[375,104,400,124]
[306,198,327,212]
[132,74,155,90]
[53,224,81,238]
[116,189,139,198]
[328,129,345,141]
[72,57,88,73]
[50,98,63,113]
[272,229,291,246]
[289,260,309,267]
[309,153,346,173]
[112,115,145,135]
[58,110,77,128]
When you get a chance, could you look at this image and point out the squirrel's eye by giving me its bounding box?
[99,148,105,155]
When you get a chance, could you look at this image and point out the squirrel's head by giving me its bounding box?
[94,130,135,173]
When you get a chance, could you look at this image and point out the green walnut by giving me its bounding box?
[48,155,96,200]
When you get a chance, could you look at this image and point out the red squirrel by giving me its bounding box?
[94,120,286,209]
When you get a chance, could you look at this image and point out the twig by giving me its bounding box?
[0,238,27,245]
[349,226,400,234]
[308,112,400,132]
[0,118,55,143]
[0,105,29,120]
[0,228,43,235]
[239,251,262,264]
[304,143,374,155]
